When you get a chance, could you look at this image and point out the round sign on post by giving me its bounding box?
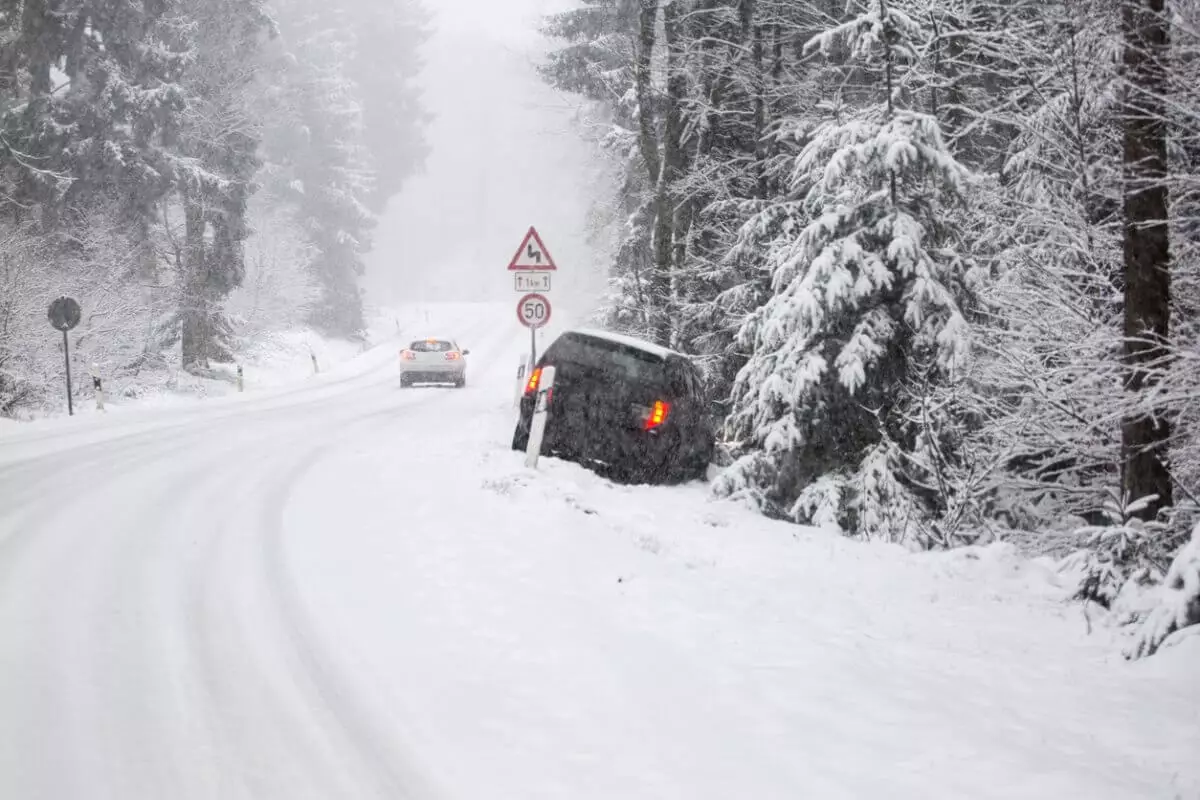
[47,295,83,416]
[48,295,82,331]
[517,293,551,329]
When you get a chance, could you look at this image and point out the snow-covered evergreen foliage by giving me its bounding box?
[542,0,1200,650]
[718,1,977,545]
[0,0,430,405]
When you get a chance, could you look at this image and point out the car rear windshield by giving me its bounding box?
[548,334,666,385]
[410,340,453,352]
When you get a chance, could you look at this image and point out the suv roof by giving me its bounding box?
[568,328,677,361]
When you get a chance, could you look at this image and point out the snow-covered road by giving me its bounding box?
[1,303,1197,800]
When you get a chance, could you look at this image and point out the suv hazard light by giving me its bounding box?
[642,400,670,431]
[525,366,543,394]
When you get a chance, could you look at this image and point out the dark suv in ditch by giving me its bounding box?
[511,328,715,483]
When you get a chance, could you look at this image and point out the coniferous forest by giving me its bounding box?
[540,0,1200,655]
[0,0,429,402]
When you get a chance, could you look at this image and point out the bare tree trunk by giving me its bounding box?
[649,0,687,347]
[1120,0,1172,519]
[181,197,209,370]
[634,0,660,184]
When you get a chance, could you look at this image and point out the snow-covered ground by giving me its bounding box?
[0,302,1196,800]
[24,308,415,423]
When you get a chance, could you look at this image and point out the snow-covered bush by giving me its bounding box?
[1125,522,1200,658]
[716,2,978,547]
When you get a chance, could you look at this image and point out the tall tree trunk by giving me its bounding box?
[634,0,660,183]
[650,0,687,347]
[181,197,210,370]
[1120,0,1172,519]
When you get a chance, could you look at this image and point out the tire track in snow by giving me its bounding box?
[171,317,518,799]
[0,307,514,799]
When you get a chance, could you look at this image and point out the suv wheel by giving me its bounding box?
[511,422,529,452]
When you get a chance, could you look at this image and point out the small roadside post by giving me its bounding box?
[524,365,556,469]
[236,364,244,393]
[507,225,557,364]
[89,362,105,411]
[47,295,82,416]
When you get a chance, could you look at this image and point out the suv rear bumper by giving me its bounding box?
[401,367,464,382]
[514,398,696,481]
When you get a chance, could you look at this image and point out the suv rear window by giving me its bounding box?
[548,333,666,385]
[410,340,453,352]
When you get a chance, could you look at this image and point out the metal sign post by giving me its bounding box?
[47,296,82,416]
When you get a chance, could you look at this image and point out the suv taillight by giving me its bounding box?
[401,350,417,361]
[642,400,670,431]
[445,351,461,360]
[524,366,543,395]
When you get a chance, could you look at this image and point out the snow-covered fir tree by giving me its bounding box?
[172,0,275,369]
[264,0,379,337]
[715,0,979,545]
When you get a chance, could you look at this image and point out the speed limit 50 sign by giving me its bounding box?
[517,293,551,328]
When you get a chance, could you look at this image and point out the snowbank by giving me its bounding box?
[2,307,418,424]
[280,353,1200,799]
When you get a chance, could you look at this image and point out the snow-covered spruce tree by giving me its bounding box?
[1113,0,1200,651]
[264,0,377,337]
[540,0,656,336]
[171,0,274,370]
[343,0,431,214]
[715,0,977,545]
[958,0,1126,532]
[1125,519,1200,657]
[670,0,778,395]
[0,0,198,385]
[677,0,841,409]
[1165,0,1200,511]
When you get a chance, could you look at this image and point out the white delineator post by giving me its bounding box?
[524,365,556,469]
[90,363,105,411]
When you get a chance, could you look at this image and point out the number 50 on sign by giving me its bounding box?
[517,293,551,329]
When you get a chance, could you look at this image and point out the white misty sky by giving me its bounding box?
[365,0,611,319]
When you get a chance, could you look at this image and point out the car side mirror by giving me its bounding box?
[462,349,470,356]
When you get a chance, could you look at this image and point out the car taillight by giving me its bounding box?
[401,350,417,361]
[643,400,670,431]
[445,351,461,360]
[525,366,542,395]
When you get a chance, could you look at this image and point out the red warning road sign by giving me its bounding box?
[507,226,557,271]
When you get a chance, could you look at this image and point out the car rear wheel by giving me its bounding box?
[399,373,411,388]
[511,422,529,452]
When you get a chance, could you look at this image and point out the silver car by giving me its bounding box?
[399,337,469,387]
